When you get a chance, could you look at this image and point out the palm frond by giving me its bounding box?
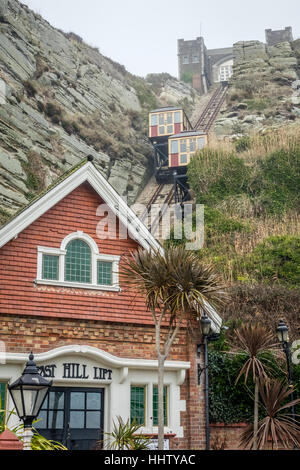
[120,246,228,318]
[240,379,300,449]
[230,323,282,384]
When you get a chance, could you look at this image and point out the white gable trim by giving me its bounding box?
[4,345,190,374]
[0,162,162,253]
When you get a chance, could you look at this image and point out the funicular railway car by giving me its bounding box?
[168,130,208,203]
[149,107,191,139]
[148,107,192,182]
[148,106,209,205]
[168,130,208,172]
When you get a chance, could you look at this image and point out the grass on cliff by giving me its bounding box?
[178,125,300,286]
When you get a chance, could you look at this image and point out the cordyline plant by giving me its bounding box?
[121,245,228,450]
[230,323,282,450]
[240,379,300,450]
[102,416,150,450]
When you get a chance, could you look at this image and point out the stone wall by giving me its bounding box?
[265,27,293,46]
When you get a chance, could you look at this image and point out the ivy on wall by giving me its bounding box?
[208,349,300,423]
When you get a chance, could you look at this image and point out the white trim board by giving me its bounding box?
[0,162,162,253]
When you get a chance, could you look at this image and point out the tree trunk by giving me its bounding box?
[253,378,259,450]
[158,354,165,450]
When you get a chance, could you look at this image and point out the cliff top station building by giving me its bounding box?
[0,158,221,450]
[178,26,294,94]
[177,37,233,94]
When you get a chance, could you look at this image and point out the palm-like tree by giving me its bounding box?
[240,379,300,450]
[103,416,150,450]
[231,323,280,450]
[121,245,228,449]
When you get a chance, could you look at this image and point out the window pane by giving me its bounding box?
[174,111,181,124]
[159,114,164,125]
[180,154,187,164]
[70,392,85,410]
[167,125,173,134]
[153,386,167,426]
[42,255,59,280]
[97,261,112,286]
[86,393,101,410]
[167,113,172,124]
[0,383,6,427]
[130,386,145,425]
[86,411,100,429]
[197,137,206,149]
[180,140,186,152]
[35,410,47,429]
[70,411,84,429]
[49,391,65,410]
[158,126,164,135]
[150,114,157,126]
[171,140,178,154]
[49,410,64,429]
[65,239,91,283]
[189,139,196,152]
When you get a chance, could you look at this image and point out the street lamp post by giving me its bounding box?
[201,315,212,451]
[8,352,52,450]
[276,319,296,423]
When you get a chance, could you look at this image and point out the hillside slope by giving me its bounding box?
[183,126,300,337]
[0,0,198,221]
[214,39,300,137]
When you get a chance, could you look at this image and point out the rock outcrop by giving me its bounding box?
[0,0,197,221]
[214,40,300,137]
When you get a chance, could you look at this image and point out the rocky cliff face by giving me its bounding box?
[0,0,197,222]
[214,39,300,137]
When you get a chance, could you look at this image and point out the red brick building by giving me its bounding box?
[0,159,221,450]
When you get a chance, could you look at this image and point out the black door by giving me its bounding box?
[35,387,104,450]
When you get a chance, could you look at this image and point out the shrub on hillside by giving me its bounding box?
[222,283,300,340]
[260,145,300,214]
[187,149,251,206]
[187,141,300,215]
[242,235,300,286]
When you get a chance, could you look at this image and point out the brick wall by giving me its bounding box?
[210,423,247,450]
[210,423,295,450]
[0,182,155,325]
[0,180,207,449]
[0,313,206,449]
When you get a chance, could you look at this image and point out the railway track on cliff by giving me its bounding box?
[193,83,228,133]
[133,181,174,238]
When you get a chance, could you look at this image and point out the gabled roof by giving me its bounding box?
[0,158,162,253]
[0,157,222,332]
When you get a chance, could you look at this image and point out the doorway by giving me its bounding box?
[35,386,104,450]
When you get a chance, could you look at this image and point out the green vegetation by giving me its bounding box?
[130,77,158,111]
[180,70,193,85]
[103,416,150,450]
[209,351,255,423]
[180,128,300,285]
[0,207,11,225]
[241,236,300,286]
[209,335,300,424]
[23,150,46,194]
[187,142,300,215]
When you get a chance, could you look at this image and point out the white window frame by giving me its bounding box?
[129,382,170,432]
[36,231,120,291]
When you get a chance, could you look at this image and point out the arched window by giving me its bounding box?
[65,239,91,283]
[37,231,120,291]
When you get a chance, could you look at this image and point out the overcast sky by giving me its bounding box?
[21,0,300,78]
